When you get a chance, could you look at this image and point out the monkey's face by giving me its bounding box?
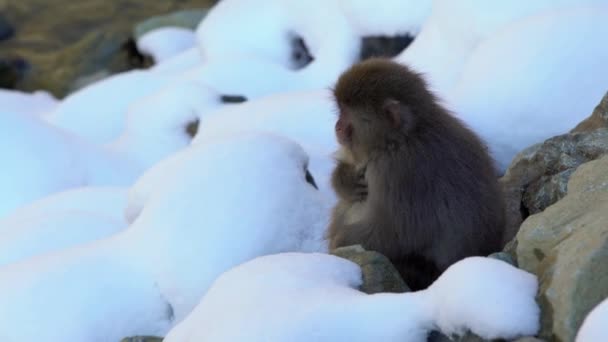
[335,106,354,147]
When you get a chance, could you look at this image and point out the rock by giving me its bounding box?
[68,69,112,93]
[499,128,608,242]
[360,35,415,60]
[514,156,608,342]
[0,57,28,89]
[2,0,217,97]
[134,9,208,40]
[488,251,517,267]
[0,14,14,40]
[513,338,545,342]
[571,91,608,133]
[121,337,163,342]
[331,245,409,294]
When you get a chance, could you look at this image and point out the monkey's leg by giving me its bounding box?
[392,255,441,291]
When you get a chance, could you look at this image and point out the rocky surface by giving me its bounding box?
[512,156,608,342]
[0,0,216,97]
[360,35,415,61]
[571,91,608,133]
[331,244,409,294]
[499,92,608,242]
[121,337,163,342]
[0,13,14,41]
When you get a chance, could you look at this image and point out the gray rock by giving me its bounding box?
[134,9,208,40]
[121,337,163,342]
[68,69,111,92]
[488,251,517,267]
[515,156,608,342]
[331,245,409,294]
[0,57,28,89]
[360,35,415,60]
[499,128,608,242]
[0,14,14,41]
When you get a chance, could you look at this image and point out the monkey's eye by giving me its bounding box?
[304,168,318,190]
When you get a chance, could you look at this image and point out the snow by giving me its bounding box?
[151,47,203,74]
[0,133,331,341]
[165,254,539,342]
[45,70,176,144]
[193,89,338,200]
[0,89,58,117]
[136,27,197,63]
[196,0,360,89]
[124,133,331,321]
[446,5,608,170]
[577,297,608,342]
[107,80,222,170]
[337,0,432,36]
[0,187,128,266]
[0,112,138,219]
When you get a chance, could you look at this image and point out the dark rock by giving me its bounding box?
[134,9,208,40]
[360,34,415,60]
[571,91,608,133]
[488,251,517,267]
[331,245,409,294]
[289,34,314,69]
[515,156,608,342]
[499,128,608,243]
[0,57,29,89]
[121,337,163,342]
[0,14,15,41]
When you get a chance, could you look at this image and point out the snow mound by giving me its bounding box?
[0,89,58,117]
[108,80,222,170]
[398,0,607,94]
[0,113,138,219]
[0,241,172,342]
[577,297,608,342]
[46,70,175,144]
[447,5,608,170]
[428,256,540,340]
[165,254,539,342]
[0,187,128,266]
[137,27,197,63]
[151,47,203,74]
[0,133,331,341]
[337,0,431,36]
[196,0,359,89]
[193,89,338,200]
[124,133,331,321]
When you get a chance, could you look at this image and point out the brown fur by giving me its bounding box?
[328,58,506,290]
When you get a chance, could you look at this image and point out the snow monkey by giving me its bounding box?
[327,58,506,290]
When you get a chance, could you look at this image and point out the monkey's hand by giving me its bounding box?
[332,161,368,202]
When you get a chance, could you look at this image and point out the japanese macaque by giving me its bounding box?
[327,58,506,290]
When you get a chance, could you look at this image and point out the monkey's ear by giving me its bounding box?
[383,99,412,129]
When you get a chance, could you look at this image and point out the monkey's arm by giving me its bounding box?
[331,160,367,202]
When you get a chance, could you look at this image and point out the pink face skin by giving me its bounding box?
[335,108,353,146]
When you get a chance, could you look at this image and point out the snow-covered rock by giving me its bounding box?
[447,5,608,170]
[165,254,539,342]
[124,133,331,321]
[0,133,330,341]
[136,27,197,63]
[0,187,128,266]
[107,80,223,170]
[194,89,338,200]
[46,70,175,144]
[0,113,138,219]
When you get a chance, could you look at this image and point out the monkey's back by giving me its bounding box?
[391,110,506,280]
